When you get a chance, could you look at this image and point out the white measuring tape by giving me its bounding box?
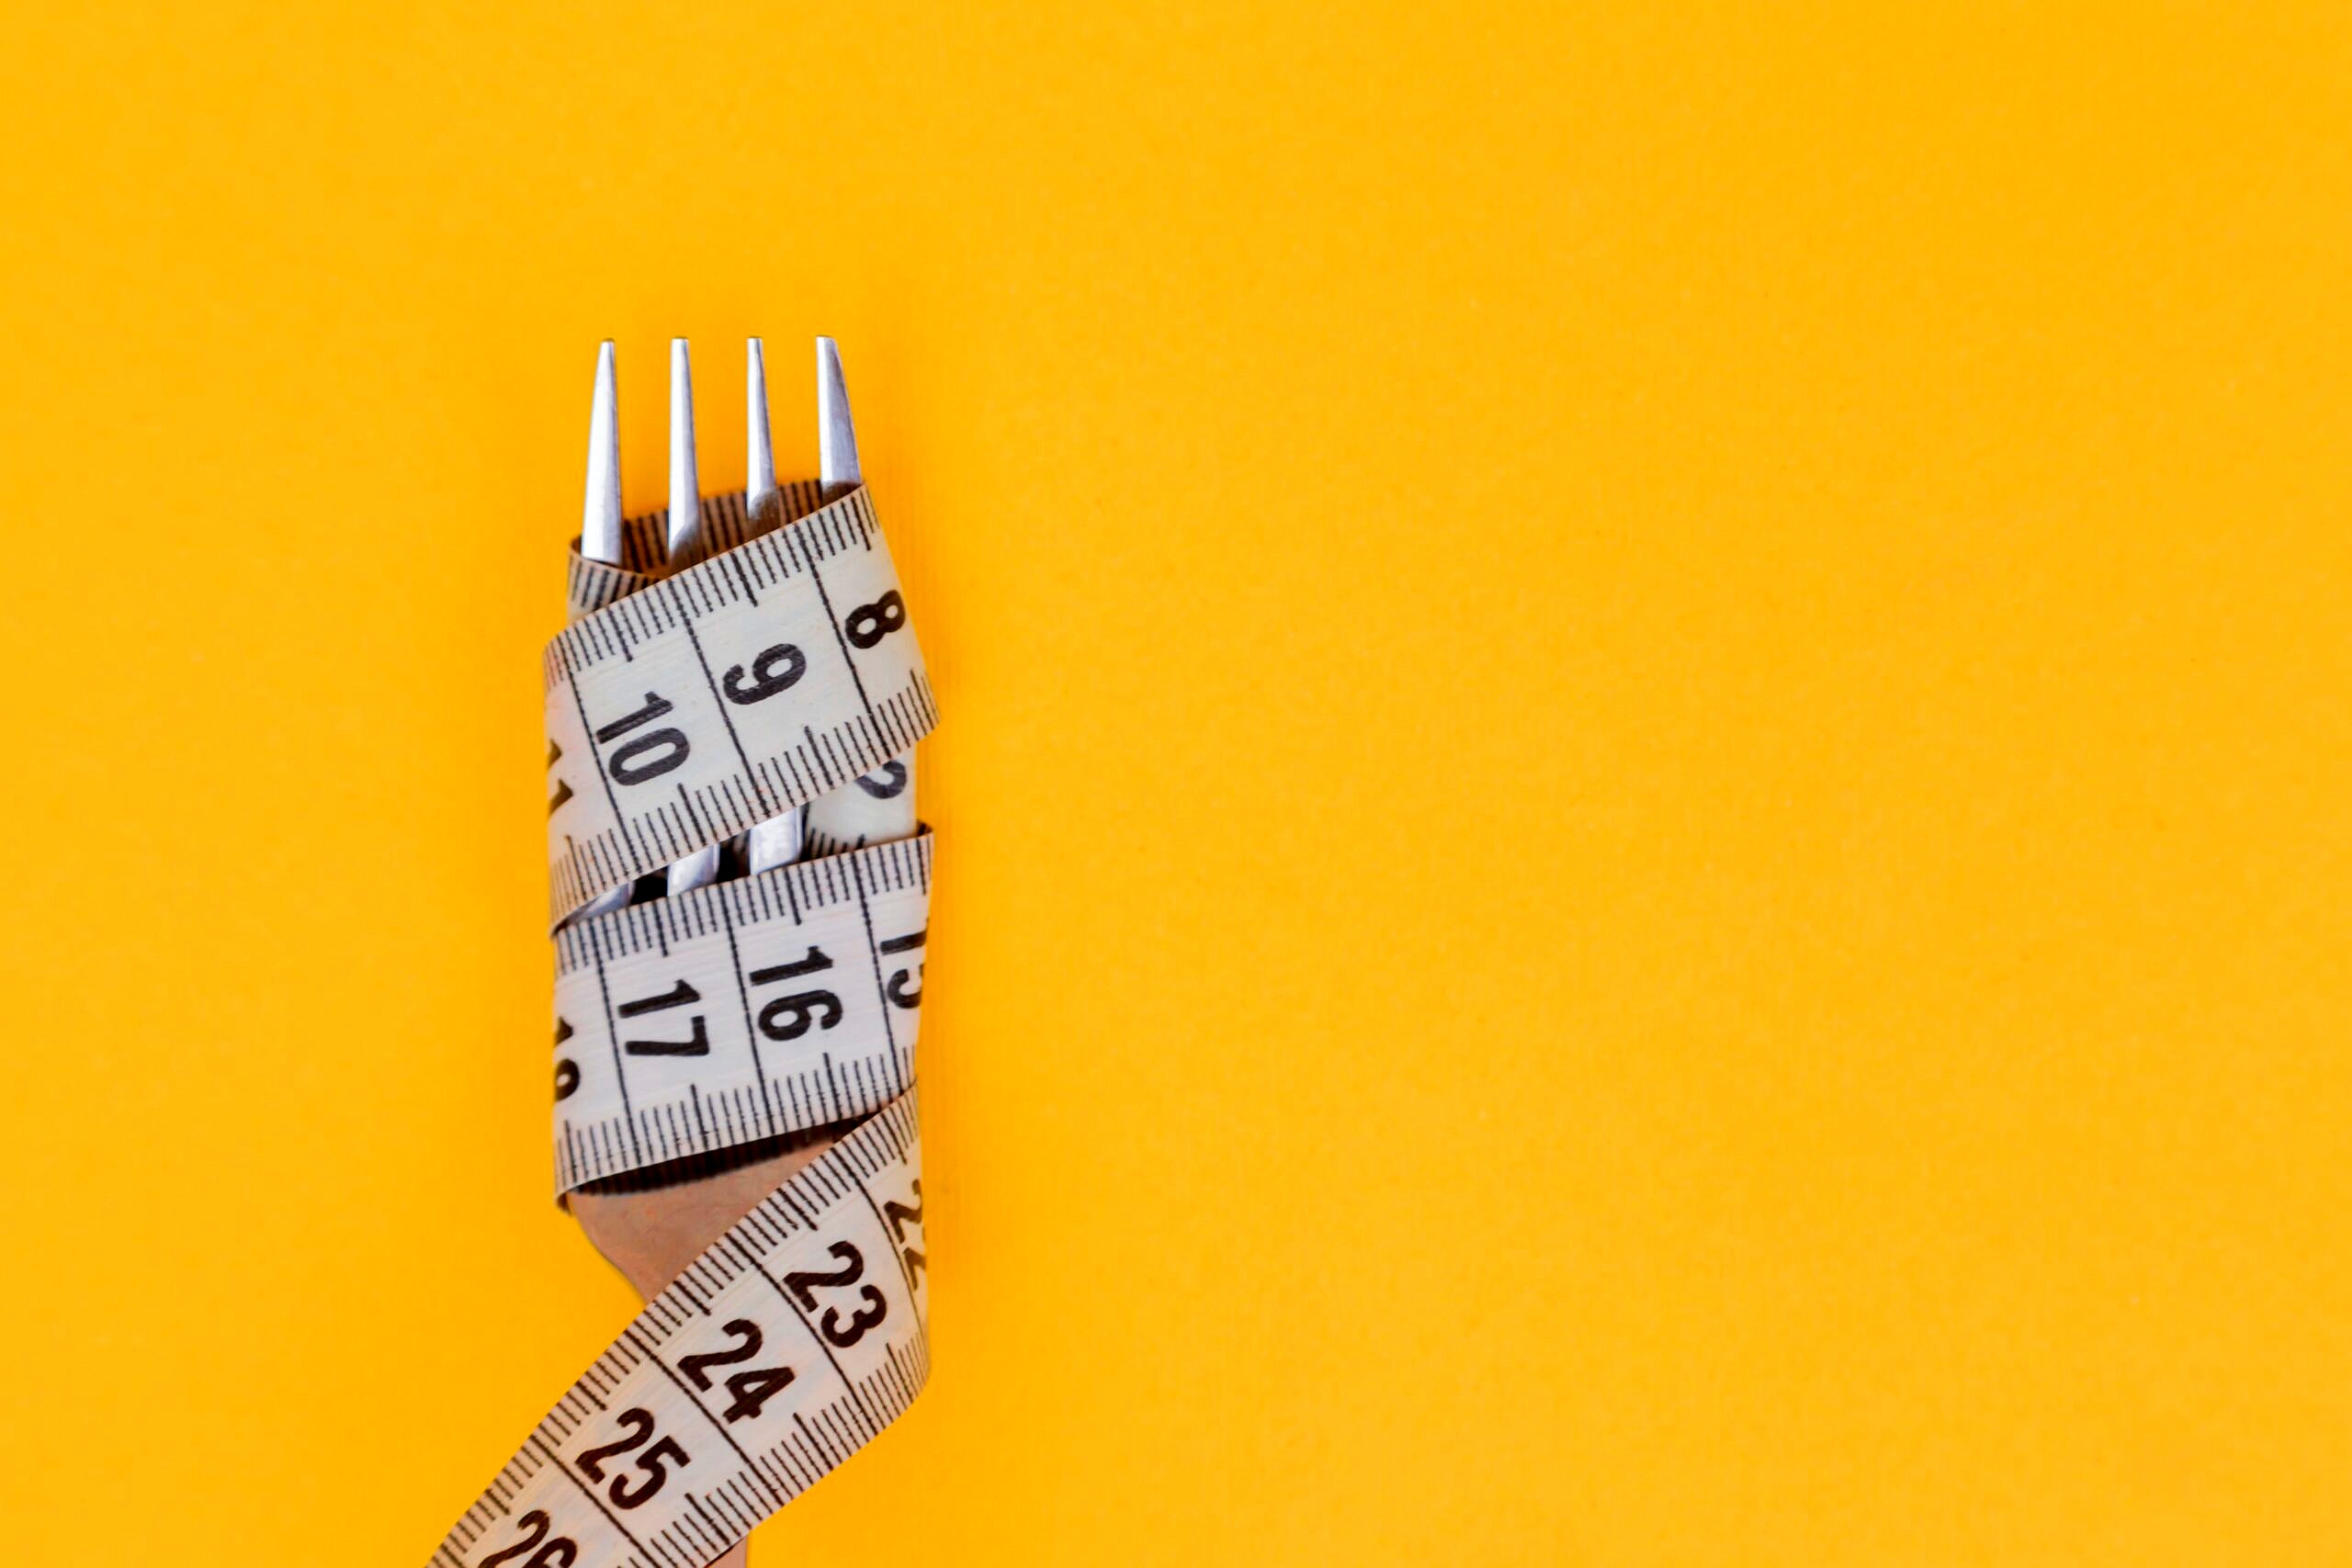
[551,831,930,1196]
[543,482,935,927]
[432,482,936,1567]
[431,1097,929,1568]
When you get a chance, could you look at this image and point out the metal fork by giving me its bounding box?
[564,334,909,1567]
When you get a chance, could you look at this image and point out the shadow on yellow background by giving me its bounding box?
[0,3,2345,1562]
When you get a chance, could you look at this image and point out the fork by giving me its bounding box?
[563,334,910,1567]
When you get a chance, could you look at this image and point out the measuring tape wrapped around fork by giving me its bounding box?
[430,479,938,1568]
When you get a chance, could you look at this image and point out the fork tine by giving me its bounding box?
[818,335,862,494]
[582,341,622,566]
[664,338,722,897]
[569,342,634,923]
[809,336,918,846]
[744,335,806,874]
[747,337,777,516]
[668,338,704,569]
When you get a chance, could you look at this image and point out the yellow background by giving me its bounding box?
[1,3,2345,1562]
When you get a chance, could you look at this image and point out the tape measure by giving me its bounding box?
[551,830,931,1196]
[431,481,937,1567]
[543,482,935,926]
[431,1096,928,1568]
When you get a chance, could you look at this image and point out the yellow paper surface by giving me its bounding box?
[0,4,2346,1562]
